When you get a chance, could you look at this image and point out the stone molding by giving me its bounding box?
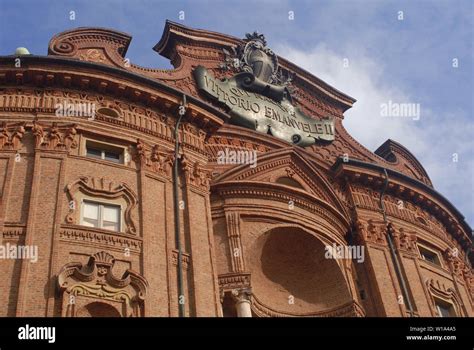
[251,295,365,317]
[57,251,148,317]
[65,176,138,235]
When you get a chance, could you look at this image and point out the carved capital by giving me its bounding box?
[0,121,25,150]
[390,224,417,253]
[231,288,252,304]
[170,249,191,270]
[462,266,474,299]
[133,139,173,178]
[32,120,78,151]
[443,248,466,280]
[134,139,148,167]
[181,155,211,191]
[354,219,367,245]
[355,219,387,246]
[218,272,251,292]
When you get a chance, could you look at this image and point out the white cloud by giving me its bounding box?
[275,43,473,226]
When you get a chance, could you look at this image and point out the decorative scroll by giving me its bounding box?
[57,251,148,317]
[425,278,464,317]
[65,176,138,235]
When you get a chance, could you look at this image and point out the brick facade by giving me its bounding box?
[0,22,472,317]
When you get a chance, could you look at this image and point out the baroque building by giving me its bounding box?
[0,21,472,317]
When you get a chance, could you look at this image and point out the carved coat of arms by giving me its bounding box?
[194,32,335,147]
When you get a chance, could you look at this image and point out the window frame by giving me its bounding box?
[417,243,443,268]
[434,298,456,317]
[80,199,122,233]
[85,139,126,165]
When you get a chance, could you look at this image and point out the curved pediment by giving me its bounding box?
[154,21,355,112]
[212,147,348,217]
[46,23,354,121]
[48,27,132,68]
[375,139,432,187]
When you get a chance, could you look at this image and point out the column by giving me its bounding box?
[232,288,252,317]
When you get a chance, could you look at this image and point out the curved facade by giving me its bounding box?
[0,22,472,317]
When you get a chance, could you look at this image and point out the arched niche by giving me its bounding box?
[249,226,360,316]
[76,302,122,317]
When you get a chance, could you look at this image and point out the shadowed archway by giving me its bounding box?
[249,226,352,315]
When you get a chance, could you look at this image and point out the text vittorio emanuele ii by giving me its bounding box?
[203,74,334,137]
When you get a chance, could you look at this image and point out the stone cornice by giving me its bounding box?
[213,180,350,233]
[251,295,365,317]
[59,224,142,253]
[0,56,228,131]
[218,272,251,292]
[213,147,348,216]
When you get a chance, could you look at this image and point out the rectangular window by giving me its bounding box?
[86,147,102,159]
[82,201,99,228]
[85,140,124,164]
[104,151,121,163]
[418,245,442,267]
[81,200,121,232]
[435,299,456,317]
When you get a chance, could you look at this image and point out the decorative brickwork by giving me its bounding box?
[0,22,471,317]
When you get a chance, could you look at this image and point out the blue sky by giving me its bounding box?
[0,0,472,227]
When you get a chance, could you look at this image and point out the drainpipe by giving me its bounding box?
[379,168,414,316]
[173,95,186,317]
